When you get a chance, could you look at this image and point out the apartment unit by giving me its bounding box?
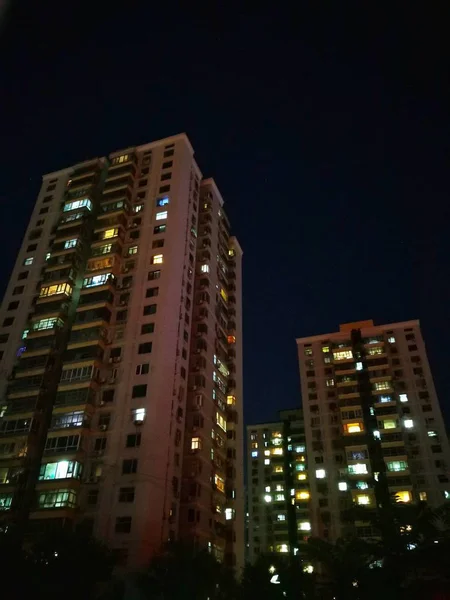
[247,409,311,562]
[0,134,244,570]
[297,320,450,540]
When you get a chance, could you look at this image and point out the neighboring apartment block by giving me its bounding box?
[247,409,311,562]
[297,320,450,540]
[0,134,244,570]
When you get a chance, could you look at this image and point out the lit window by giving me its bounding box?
[404,419,414,429]
[297,473,307,481]
[357,494,371,505]
[227,395,236,405]
[39,283,72,297]
[45,252,51,261]
[419,491,427,501]
[326,378,335,387]
[156,197,170,207]
[354,361,363,371]
[322,346,330,353]
[304,348,313,356]
[333,350,353,360]
[387,460,408,472]
[374,381,390,391]
[356,481,368,490]
[427,430,437,437]
[132,408,146,424]
[82,273,113,288]
[103,228,119,239]
[251,442,258,449]
[64,239,78,249]
[38,460,82,481]
[220,288,228,302]
[379,395,392,403]
[277,514,286,521]
[295,464,305,471]
[191,437,201,450]
[274,466,283,473]
[63,198,92,212]
[265,486,271,493]
[382,419,397,430]
[152,254,163,264]
[348,463,368,475]
[264,450,270,456]
[264,495,272,503]
[275,484,284,492]
[33,317,61,331]
[296,491,310,501]
[264,459,270,465]
[251,451,258,458]
[388,336,396,343]
[225,508,234,520]
[277,544,289,553]
[201,264,210,273]
[338,482,348,491]
[396,491,411,503]
[23,257,34,266]
[133,204,144,213]
[344,422,363,434]
[399,393,408,403]
[271,448,283,456]
[299,521,311,531]
[216,413,227,432]
[227,335,236,344]
[296,445,305,453]
[373,430,381,439]
[303,565,314,574]
[316,469,326,479]
[275,494,285,501]
[0,494,13,510]
[156,211,168,220]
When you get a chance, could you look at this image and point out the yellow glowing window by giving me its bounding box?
[382,419,397,430]
[272,448,283,456]
[220,288,228,302]
[297,473,307,481]
[368,346,383,356]
[345,422,363,434]
[227,395,236,405]
[191,437,201,450]
[274,466,283,473]
[396,490,411,503]
[152,254,163,264]
[276,544,289,553]
[215,474,225,493]
[333,350,353,360]
[356,494,371,505]
[227,335,236,344]
[39,283,72,298]
[216,413,227,432]
[375,381,390,391]
[322,346,330,353]
[264,450,270,456]
[296,491,310,501]
[103,228,119,239]
[419,491,427,502]
[251,442,258,449]
[88,257,113,271]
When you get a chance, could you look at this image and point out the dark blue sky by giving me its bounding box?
[1,3,449,425]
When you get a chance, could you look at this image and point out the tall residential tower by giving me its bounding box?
[297,320,450,540]
[0,134,244,570]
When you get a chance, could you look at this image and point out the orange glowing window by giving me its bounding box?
[344,422,364,434]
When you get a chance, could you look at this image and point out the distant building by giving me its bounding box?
[246,409,311,562]
[297,319,450,540]
[0,134,244,570]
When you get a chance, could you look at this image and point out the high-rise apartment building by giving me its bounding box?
[0,134,244,570]
[246,409,311,562]
[297,320,450,540]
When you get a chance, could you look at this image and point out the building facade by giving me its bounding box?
[297,320,450,540]
[246,409,311,562]
[0,134,244,570]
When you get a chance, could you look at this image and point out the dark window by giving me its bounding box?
[1,333,11,343]
[152,239,164,248]
[94,437,107,451]
[138,342,152,354]
[163,149,174,158]
[126,433,141,448]
[148,270,161,280]
[146,287,159,298]
[160,172,171,181]
[2,318,14,327]
[182,348,187,360]
[129,230,140,240]
[141,323,155,335]
[87,490,99,505]
[28,229,41,241]
[115,517,132,533]
[159,185,170,193]
[18,272,29,280]
[405,333,415,341]
[102,390,115,403]
[39,207,49,215]
[47,184,56,191]
[154,225,166,234]
[110,347,122,358]
[143,304,157,316]
[122,459,138,474]
[422,404,432,412]
[408,345,418,352]
[98,414,111,428]
[43,195,53,203]
[162,161,173,169]
[26,244,37,252]
[135,363,149,375]
[180,367,186,380]
[13,286,24,295]
[119,487,135,502]
[7,301,19,311]
[138,179,148,187]
[132,384,147,398]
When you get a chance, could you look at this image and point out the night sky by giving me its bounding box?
[1,3,449,425]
